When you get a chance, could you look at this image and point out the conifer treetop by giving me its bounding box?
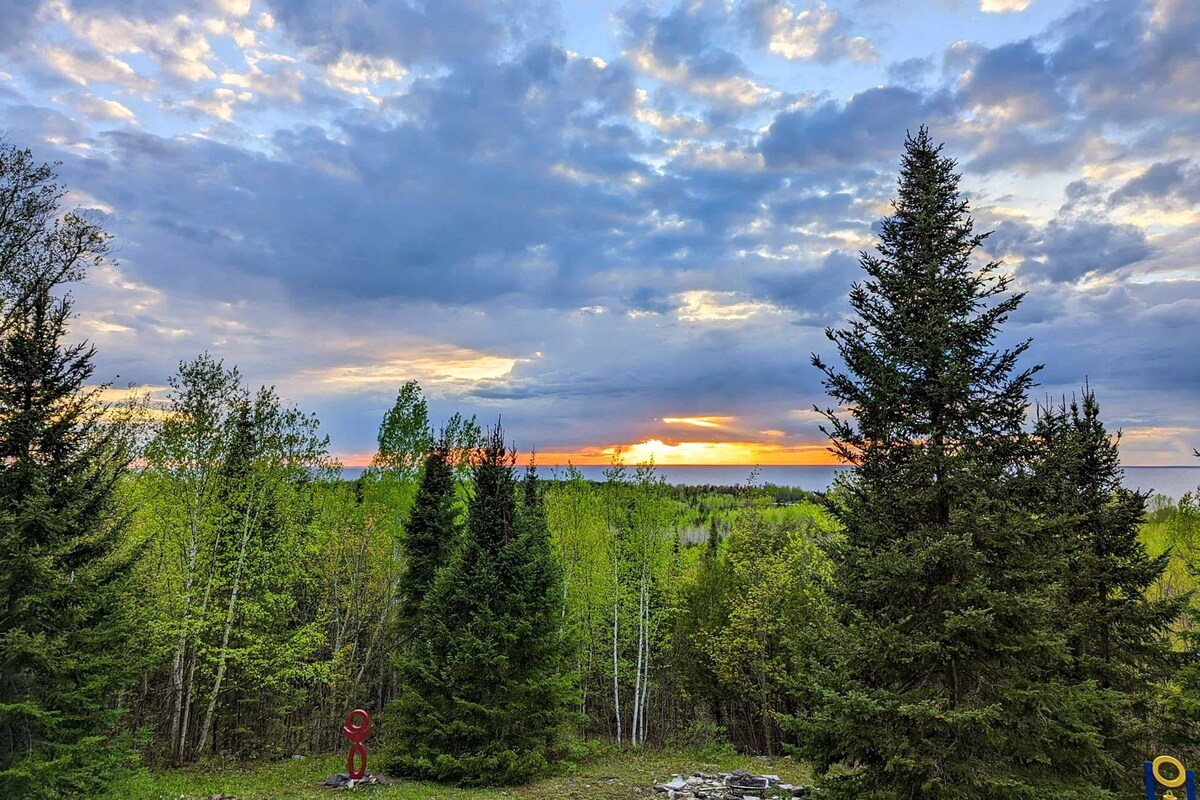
[812,126,1040,485]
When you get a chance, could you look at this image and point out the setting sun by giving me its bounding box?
[531,437,838,466]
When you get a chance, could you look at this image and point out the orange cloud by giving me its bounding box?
[660,415,733,429]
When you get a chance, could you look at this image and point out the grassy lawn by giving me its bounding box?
[105,748,811,800]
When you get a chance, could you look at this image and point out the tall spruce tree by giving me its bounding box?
[388,425,570,786]
[793,129,1117,799]
[1168,451,1200,750]
[1028,389,1183,789]
[0,144,137,797]
[397,437,459,626]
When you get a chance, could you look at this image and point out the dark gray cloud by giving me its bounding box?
[0,1,40,52]
[66,0,211,15]
[1110,159,1200,206]
[760,86,955,169]
[966,128,1086,175]
[20,44,651,311]
[752,250,858,320]
[1034,221,1152,284]
[957,39,1066,126]
[1050,0,1200,126]
[262,0,558,67]
[988,217,1152,284]
[886,56,934,89]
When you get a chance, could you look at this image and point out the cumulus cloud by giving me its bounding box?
[1,0,1197,461]
[988,216,1152,284]
[1050,0,1200,125]
[1110,159,1200,206]
[956,40,1065,126]
[742,0,877,63]
[619,1,777,109]
[980,0,1033,13]
[675,290,783,322]
[64,93,138,123]
[260,0,557,67]
[761,86,954,169]
[39,46,145,88]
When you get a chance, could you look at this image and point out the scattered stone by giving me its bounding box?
[291,754,307,760]
[324,772,389,790]
[651,770,810,800]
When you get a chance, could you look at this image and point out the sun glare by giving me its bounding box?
[528,438,837,466]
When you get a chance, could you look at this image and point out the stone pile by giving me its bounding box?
[653,770,810,799]
[323,772,389,789]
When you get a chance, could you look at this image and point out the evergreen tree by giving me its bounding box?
[0,144,137,797]
[1162,454,1200,751]
[1028,389,1183,785]
[397,437,459,627]
[793,128,1117,798]
[388,425,570,785]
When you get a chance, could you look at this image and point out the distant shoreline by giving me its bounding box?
[337,464,1200,498]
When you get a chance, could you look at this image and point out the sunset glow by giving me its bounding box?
[302,349,518,391]
[528,438,839,467]
[660,416,733,428]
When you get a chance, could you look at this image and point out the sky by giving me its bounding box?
[0,0,1197,467]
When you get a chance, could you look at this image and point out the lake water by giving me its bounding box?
[340,465,1200,501]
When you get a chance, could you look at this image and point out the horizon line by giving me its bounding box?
[334,462,1200,469]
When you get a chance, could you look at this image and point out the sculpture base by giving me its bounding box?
[324,772,389,790]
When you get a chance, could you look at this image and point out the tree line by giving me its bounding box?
[1,133,1199,798]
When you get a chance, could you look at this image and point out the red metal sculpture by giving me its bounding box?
[342,708,371,780]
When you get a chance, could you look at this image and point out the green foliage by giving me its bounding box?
[675,501,837,755]
[674,518,734,727]
[388,425,572,785]
[545,465,611,717]
[398,438,460,625]
[1028,389,1184,784]
[133,354,334,762]
[0,141,139,797]
[373,381,433,479]
[599,463,681,747]
[794,128,1118,799]
[705,507,835,755]
[1160,467,1200,755]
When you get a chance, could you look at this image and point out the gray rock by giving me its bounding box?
[324,772,389,789]
[649,770,805,800]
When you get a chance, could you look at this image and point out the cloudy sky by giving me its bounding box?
[0,0,1197,466]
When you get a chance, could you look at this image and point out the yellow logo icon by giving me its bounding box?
[1146,755,1195,800]
[1156,756,1188,789]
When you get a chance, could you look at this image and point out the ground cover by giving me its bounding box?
[106,748,811,800]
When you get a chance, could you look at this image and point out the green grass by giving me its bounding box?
[104,748,810,800]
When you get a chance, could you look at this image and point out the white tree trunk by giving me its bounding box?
[168,529,199,763]
[631,571,648,746]
[195,501,258,757]
[639,596,652,745]
[611,564,621,745]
